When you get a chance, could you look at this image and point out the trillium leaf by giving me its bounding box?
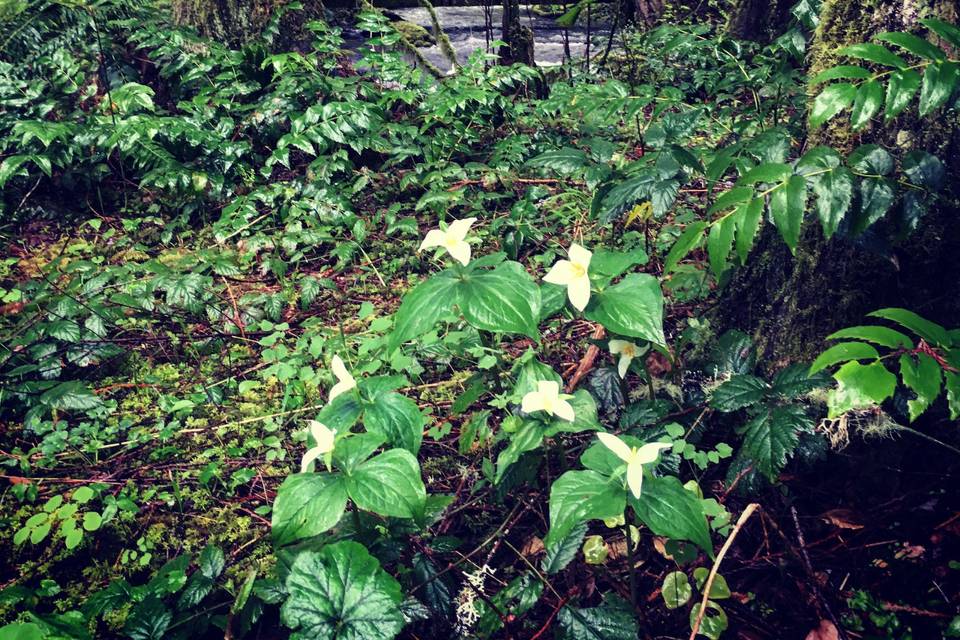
[389,273,459,351]
[585,274,665,347]
[271,473,348,546]
[544,470,625,548]
[630,475,713,557]
[459,261,541,340]
[364,392,424,454]
[282,541,404,640]
[346,449,426,519]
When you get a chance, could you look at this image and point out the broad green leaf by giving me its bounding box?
[495,421,544,484]
[900,352,942,421]
[876,32,945,61]
[527,148,590,174]
[282,541,404,640]
[710,374,769,411]
[689,601,729,640]
[544,470,625,548]
[556,596,637,640]
[810,341,880,373]
[921,18,960,49]
[364,392,424,454]
[737,163,792,186]
[411,553,453,621]
[707,214,736,277]
[272,474,348,545]
[734,197,764,263]
[885,68,922,119]
[124,595,171,640]
[850,80,884,131]
[589,248,649,278]
[810,83,857,128]
[460,261,541,339]
[693,567,731,599]
[840,42,907,68]
[347,449,426,518]
[317,393,363,433]
[662,572,692,609]
[868,308,950,346]
[542,521,588,574]
[903,151,946,189]
[771,364,831,397]
[580,434,654,476]
[945,371,960,420]
[544,389,602,436]
[827,361,898,418]
[919,61,959,116]
[809,65,872,85]
[826,325,913,349]
[797,147,852,238]
[389,273,459,350]
[708,187,753,214]
[631,475,713,556]
[663,221,707,274]
[40,381,102,411]
[585,274,665,346]
[333,433,386,474]
[740,406,811,481]
[769,175,806,253]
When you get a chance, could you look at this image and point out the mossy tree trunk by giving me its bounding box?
[724,0,792,41]
[499,0,535,65]
[715,0,960,371]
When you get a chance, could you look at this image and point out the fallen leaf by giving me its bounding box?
[820,508,864,530]
[804,620,839,640]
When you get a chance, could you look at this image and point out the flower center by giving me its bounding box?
[570,262,586,278]
[444,235,459,249]
[622,345,636,358]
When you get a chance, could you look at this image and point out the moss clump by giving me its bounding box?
[392,21,435,47]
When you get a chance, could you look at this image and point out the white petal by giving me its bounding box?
[419,229,446,252]
[446,217,477,242]
[568,243,592,269]
[626,460,645,499]
[567,274,591,311]
[331,355,352,384]
[597,432,633,463]
[608,339,630,355]
[521,390,545,414]
[553,397,576,422]
[446,239,471,266]
[329,379,355,401]
[537,380,561,400]
[618,354,632,379]
[634,442,671,464]
[543,260,577,286]
[300,447,322,473]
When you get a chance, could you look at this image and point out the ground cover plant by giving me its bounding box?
[1,0,959,639]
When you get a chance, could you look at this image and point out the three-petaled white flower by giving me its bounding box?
[418,217,477,266]
[543,243,592,311]
[300,420,336,473]
[596,432,670,499]
[609,339,641,379]
[329,354,356,402]
[521,380,576,422]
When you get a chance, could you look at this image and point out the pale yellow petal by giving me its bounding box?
[419,229,446,252]
[537,380,560,399]
[331,355,352,385]
[568,243,592,269]
[543,260,577,286]
[300,447,323,473]
[626,460,645,499]
[446,239,471,266]
[446,217,477,242]
[608,339,630,355]
[634,442,671,464]
[617,353,632,379]
[567,274,591,311]
[553,397,576,422]
[521,390,545,414]
[597,432,633,463]
[329,379,354,401]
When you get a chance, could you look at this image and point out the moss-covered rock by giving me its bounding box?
[392,20,436,47]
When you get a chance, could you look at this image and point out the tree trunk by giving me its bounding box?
[715,0,960,371]
[499,0,535,66]
[632,0,663,27]
[725,0,792,41]
[171,0,275,45]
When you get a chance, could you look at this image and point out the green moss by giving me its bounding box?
[392,20,435,47]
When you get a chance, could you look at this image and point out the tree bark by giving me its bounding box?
[725,0,792,41]
[499,0,535,66]
[715,0,960,371]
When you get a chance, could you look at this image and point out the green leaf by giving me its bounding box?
[124,596,172,640]
[708,187,754,214]
[631,475,713,557]
[850,80,884,131]
[826,325,913,349]
[734,197,764,263]
[827,361,898,418]
[797,147,852,238]
[840,42,907,68]
[919,61,959,116]
[527,148,590,174]
[810,65,872,85]
[272,474,348,546]
[544,471,625,548]
[810,341,880,373]
[771,364,830,397]
[900,353,942,421]
[585,274,665,346]
[364,392,424,454]
[390,273,459,351]
[589,248,649,279]
[40,381,102,412]
[876,32,945,61]
[810,83,857,128]
[737,163,792,186]
[282,541,404,640]
[769,175,806,253]
[689,601,729,640]
[556,596,637,640]
[662,572,692,609]
[945,371,960,421]
[411,553,453,621]
[542,521,588,574]
[346,449,426,519]
[663,221,707,274]
[693,567,731,599]
[868,308,950,346]
[495,421,544,484]
[82,512,101,531]
[885,68,923,119]
[333,433,386,474]
[707,214,736,277]
[710,375,769,411]
[459,261,541,340]
[921,18,960,50]
[740,406,811,481]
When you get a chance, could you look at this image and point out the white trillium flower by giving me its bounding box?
[596,432,670,499]
[329,354,356,402]
[418,217,477,266]
[543,243,592,311]
[300,420,336,473]
[609,339,641,379]
[521,380,576,422]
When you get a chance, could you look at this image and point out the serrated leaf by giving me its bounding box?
[827,360,898,418]
[810,83,857,128]
[885,68,922,119]
[710,375,769,411]
[740,406,811,481]
[868,308,950,346]
[412,553,453,620]
[810,341,880,373]
[707,214,736,277]
[850,80,884,131]
[556,596,637,640]
[542,521,588,574]
[769,175,806,253]
[797,147,852,238]
[527,148,590,174]
[900,352,942,421]
[826,325,913,349]
[919,61,959,116]
[840,43,907,68]
[810,65,872,85]
[876,31,945,61]
[734,197,764,263]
